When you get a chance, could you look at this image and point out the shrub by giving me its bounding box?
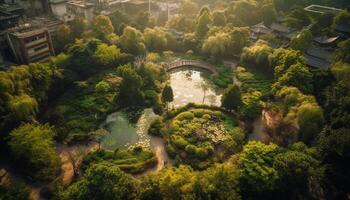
[185,144,197,155]
[95,81,110,93]
[148,117,165,136]
[171,135,189,149]
[177,111,195,121]
[196,148,208,159]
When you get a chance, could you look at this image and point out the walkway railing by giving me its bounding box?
[165,60,219,75]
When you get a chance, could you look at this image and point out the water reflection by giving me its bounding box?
[101,68,222,151]
[101,108,157,150]
[169,67,222,107]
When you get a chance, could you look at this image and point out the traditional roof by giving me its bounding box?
[269,23,291,33]
[313,36,339,45]
[251,23,273,35]
[303,54,331,69]
[306,47,333,61]
[335,24,350,34]
[283,30,300,39]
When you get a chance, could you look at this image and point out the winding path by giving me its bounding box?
[166,60,219,75]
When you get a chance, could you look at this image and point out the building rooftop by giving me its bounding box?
[303,54,331,69]
[0,3,24,14]
[49,0,68,4]
[7,16,63,34]
[269,23,292,34]
[304,4,342,14]
[251,23,273,35]
[67,0,94,8]
[335,24,350,34]
[313,36,339,45]
[306,47,333,61]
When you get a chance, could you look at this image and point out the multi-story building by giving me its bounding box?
[66,0,94,22]
[7,26,55,64]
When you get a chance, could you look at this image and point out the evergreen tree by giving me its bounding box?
[161,85,174,110]
[221,84,242,111]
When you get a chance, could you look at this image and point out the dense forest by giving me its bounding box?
[1,0,350,199]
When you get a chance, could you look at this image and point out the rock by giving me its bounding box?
[0,168,11,187]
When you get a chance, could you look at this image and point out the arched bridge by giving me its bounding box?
[165,60,219,75]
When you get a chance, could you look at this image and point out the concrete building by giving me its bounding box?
[50,0,74,22]
[66,0,94,22]
[7,26,55,64]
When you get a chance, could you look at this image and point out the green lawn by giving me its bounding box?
[81,148,157,174]
[235,66,274,98]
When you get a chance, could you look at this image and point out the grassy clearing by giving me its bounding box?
[235,66,274,98]
[81,147,157,174]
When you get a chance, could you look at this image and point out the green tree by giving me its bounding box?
[238,141,279,194]
[333,39,350,63]
[8,123,61,181]
[290,30,313,52]
[273,142,321,197]
[118,26,146,55]
[273,62,313,94]
[95,81,110,93]
[241,90,262,120]
[66,39,101,76]
[0,182,30,200]
[144,27,168,52]
[195,163,241,200]
[261,3,276,25]
[221,84,242,110]
[116,64,144,106]
[135,11,155,30]
[93,43,121,67]
[69,17,87,38]
[212,11,226,26]
[297,103,324,143]
[179,0,199,16]
[7,94,38,121]
[202,32,231,57]
[284,7,311,29]
[195,8,212,38]
[61,163,136,200]
[333,10,350,28]
[54,24,73,52]
[318,128,350,198]
[161,85,174,110]
[92,15,114,39]
[241,40,273,69]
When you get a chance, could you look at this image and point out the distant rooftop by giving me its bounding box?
[67,0,94,8]
[251,23,273,35]
[313,36,339,45]
[7,16,63,34]
[269,23,292,34]
[304,4,342,14]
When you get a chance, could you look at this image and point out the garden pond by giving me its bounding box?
[100,67,222,170]
[101,67,222,149]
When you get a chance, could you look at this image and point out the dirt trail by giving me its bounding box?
[56,142,99,185]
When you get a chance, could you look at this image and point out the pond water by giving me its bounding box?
[100,67,220,171]
[101,108,157,150]
[169,67,222,107]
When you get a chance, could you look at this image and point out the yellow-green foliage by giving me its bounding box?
[167,108,243,169]
[81,148,157,174]
[0,63,52,124]
[276,86,324,143]
[8,123,61,181]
